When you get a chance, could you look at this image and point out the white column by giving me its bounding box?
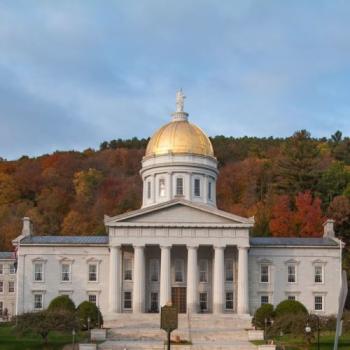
[187,245,198,313]
[237,246,249,314]
[109,246,122,313]
[160,245,172,307]
[133,245,146,313]
[213,245,225,313]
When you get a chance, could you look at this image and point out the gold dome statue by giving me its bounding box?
[145,91,214,158]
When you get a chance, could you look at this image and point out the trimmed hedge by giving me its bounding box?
[77,301,103,330]
[275,300,308,318]
[48,295,75,313]
[253,303,274,329]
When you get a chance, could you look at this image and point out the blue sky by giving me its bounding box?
[0,1,350,160]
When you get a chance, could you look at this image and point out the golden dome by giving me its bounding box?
[145,119,214,158]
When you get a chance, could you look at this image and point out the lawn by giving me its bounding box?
[253,333,350,350]
[0,322,87,350]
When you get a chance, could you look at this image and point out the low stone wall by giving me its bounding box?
[79,344,97,350]
[258,345,276,350]
[248,329,264,341]
[90,328,107,341]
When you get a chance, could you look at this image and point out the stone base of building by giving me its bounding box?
[101,313,256,349]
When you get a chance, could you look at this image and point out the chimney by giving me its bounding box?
[323,219,335,238]
[22,217,33,237]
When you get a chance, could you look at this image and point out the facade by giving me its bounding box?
[0,252,16,319]
[12,92,342,318]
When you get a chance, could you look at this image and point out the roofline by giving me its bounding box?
[106,222,252,228]
[250,244,339,249]
[19,243,109,247]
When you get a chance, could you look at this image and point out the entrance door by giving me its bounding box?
[172,287,186,313]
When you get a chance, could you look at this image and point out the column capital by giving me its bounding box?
[187,244,199,249]
[160,244,172,250]
[213,245,225,250]
[238,245,249,251]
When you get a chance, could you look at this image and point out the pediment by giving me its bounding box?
[105,200,253,227]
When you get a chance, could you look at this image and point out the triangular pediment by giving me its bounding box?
[105,200,253,227]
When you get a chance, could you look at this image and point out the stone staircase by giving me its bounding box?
[99,313,257,350]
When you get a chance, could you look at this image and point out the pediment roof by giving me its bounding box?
[104,199,254,227]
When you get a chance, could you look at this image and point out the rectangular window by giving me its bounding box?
[124,291,132,309]
[8,281,15,293]
[199,293,208,311]
[225,259,234,282]
[88,294,97,305]
[176,178,184,196]
[314,296,323,311]
[34,263,43,281]
[61,264,71,282]
[287,265,296,283]
[194,178,200,197]
[159,179,166,197]
[174,259,184,282]
[225,292,234,310]
[261,295,269,306]
[199,259,208,283]
[0,264,3,275]
[0,281,3,293]
[150,259,159,282]
[150,292,158,312]
[124,258,132,281]
[260,265,269,283]
[147,181,151,199]
[288,295,296,301]
[88,264,97,282]
[0,301,3,315]
[208,182,212,200]
[34,294,43,310]
[9,264,16,274]
[314,266,323,283]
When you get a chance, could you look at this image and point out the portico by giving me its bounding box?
[106,200,252,315]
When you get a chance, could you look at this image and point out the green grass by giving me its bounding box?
[0,322,87,350]
[252,333,350,350]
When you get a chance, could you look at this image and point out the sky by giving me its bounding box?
[0,1,350,160]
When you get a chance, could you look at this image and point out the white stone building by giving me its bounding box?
[0,252,16,319]
[12,92,342,319]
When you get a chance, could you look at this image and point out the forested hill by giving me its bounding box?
[0,130,349,253]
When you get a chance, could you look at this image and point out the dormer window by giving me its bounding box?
[194,179,200,197]
[159,179,166,197]
[176,178,184,196]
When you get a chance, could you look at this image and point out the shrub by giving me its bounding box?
[275,300,308,318]
[253,303,274,329]
[76,301,103,330]
[48,295,75,313]
[15,310,79,344]
[269,313,308,337]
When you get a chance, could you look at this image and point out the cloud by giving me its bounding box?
[0,0,349,159]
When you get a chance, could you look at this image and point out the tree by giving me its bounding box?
[77,301,103,330]
[269,195,295,236]
[48,295,76,313]
[294,191,324,237]
[276,130,321,195]
[15,310,78,344]
[318,162,350,205]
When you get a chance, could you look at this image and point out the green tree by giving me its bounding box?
[15,310,79,344]
[77,301,103,330]
[318,162,350,205]
[48,295,76,313]
[276,130,321,195]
